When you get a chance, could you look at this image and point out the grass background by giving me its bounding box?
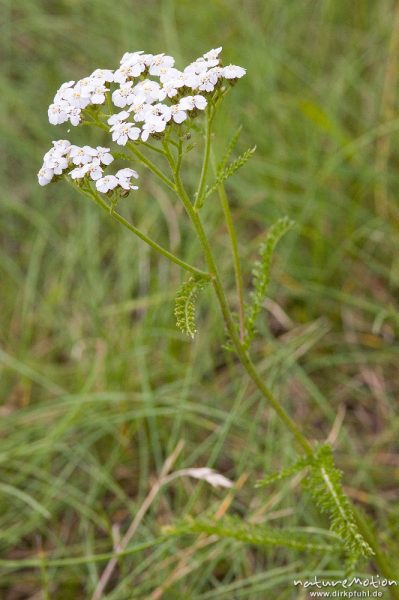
[1,0,399,598]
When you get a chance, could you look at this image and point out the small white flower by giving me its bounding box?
[141,116,167,141]
[63,85,91,109]
[89,83,108,104]
[161,80,180,99]
[96,175,119,193]
[107,111,130,126]
[183,71,200,89]
[197,67,223,92]
[51,139,71,155]
[69,165,89,180]
[116,167,139,180]
[70,158,103,181]
[111,122,141,145]
[116,52,149,80]
[171,103,187,124]
[133,103,155,123]
[127,93,148,117]
[113,65,135,85]
[160,67,183,83]
[46,155,69,175]
[48,102,69,125]
[86,160,104,181]
[112,82,135,108]
[90,68,114,83]
[68,107,82,126]
[135,102,171,123]
[122,51,148,66]
[159,68,185,97]
[53,80,75,102]
[120,51,144,65]
[148,53,175,76]
[193,94,207,110]
[222,65,246,79]
[115,168,139,190]
[42,140,72,178]
[129,61,148,77]
[95,146,114,165]
[179,94,207,111]
[184,60,209,76]
[38,167,54,186]
[203,46,222,66]
[77,77,96,99]
[134,79,165,102]
[69,145,98,166]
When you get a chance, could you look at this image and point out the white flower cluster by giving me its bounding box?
[37,139,138,193]
[104,47,245,145]
[39,47,245,192]
[108,94,208,144]
[48,69,114,126]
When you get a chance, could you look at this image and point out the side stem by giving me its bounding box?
[194,107,214,210]
[126,142,176,192]
[77,183,210,279]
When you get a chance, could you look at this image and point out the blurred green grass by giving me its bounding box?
[1,0,399,598]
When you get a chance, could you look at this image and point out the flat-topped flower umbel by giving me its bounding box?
[38,47,245,195]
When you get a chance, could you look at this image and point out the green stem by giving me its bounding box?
[194,107,214,210]
[141,141,165,155]
[78,183,210,279]
[106,91,113,116]
[127,142,176,192]
[216,180,246,342]
[162,139,176,170]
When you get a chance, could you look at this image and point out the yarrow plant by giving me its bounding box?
[39,47,399,598]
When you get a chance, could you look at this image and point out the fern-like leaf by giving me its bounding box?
[166,516,342,553]
[304,445,373,562]
[256,453,313,488]
[174,275,209,338]
[217,125,242,175]
[206,146,256,198]
[244,216,294,348]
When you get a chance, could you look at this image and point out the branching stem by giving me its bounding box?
[73,182,210,279]
[126,142,176,191]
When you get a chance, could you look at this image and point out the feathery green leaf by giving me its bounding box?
[217,125,242,175]
[174,275,209,338]
[256,453,313,487]
[257,445,373,567]
[166,516,342,553]
[244,216,294,348]
[206,146,256,198]
[304,445,374,563]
